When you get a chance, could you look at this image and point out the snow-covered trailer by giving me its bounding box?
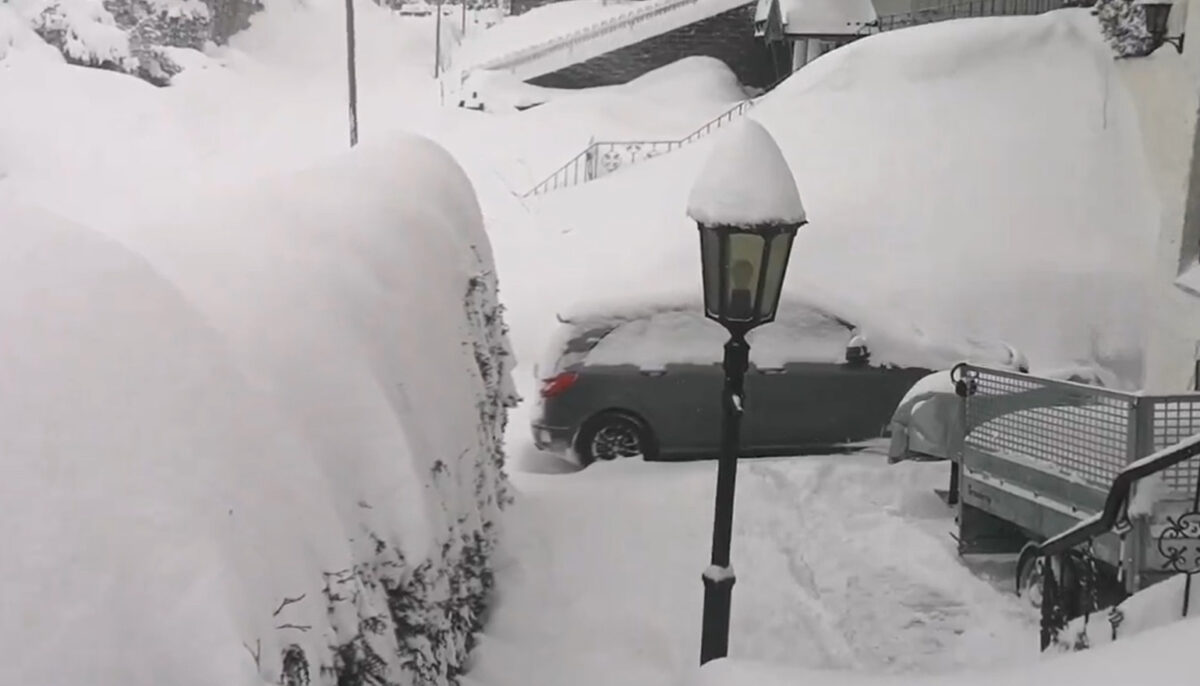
[951,365,1200,616]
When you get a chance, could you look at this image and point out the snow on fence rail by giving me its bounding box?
[473,0,700,75]
[524,97,755,197]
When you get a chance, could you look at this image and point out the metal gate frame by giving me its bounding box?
[953,365,1200,589]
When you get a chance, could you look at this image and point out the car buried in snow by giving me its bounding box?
[529,304,1025,466]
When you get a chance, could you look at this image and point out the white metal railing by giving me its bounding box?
[524,97,755,197]
[471,0,702,74]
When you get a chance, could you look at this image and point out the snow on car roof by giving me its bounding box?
[573,303,852,370]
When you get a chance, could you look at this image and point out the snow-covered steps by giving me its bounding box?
[467,0,758,85]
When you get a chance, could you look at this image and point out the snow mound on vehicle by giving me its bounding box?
[528,8,1156,387]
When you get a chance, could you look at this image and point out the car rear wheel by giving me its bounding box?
[577,412,653,465]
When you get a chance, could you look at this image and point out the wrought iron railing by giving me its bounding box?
[1033,433,1200,649]
[523,97,756,197]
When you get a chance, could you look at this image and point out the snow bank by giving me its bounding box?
[0,2,62,60]
[462,56,747,188]
[1058,572,1195,650]
[521,9,1157,386]
[693,612,1200,685]
[0,135,516,685]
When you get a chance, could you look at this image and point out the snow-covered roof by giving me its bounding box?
[754,0,877,36]
[687,118,807,227]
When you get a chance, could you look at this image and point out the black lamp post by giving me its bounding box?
[687,120,806,665]
[1141,2,1184,53]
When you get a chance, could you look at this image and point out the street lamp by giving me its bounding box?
[686,119,806,665]
[1140,2,1184,53]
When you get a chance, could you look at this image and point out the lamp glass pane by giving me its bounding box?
[723,232,766,321]
[757,232,795,321]
[700,227,721,318]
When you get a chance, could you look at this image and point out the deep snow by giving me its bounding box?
[512,9,1160,394]
[0,133,516,684]
[2,1,1199,685]
[463,456,1038,686]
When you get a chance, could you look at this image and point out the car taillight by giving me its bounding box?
[540,372,579,398]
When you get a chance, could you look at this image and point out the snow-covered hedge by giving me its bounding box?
[3,0,262,84]
[0,134,516,685]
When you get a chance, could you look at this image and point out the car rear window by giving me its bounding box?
[537,324,614,378]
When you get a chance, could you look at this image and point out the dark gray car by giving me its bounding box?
[531,307,931,465]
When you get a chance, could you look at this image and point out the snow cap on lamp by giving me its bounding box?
[686,118,806,228]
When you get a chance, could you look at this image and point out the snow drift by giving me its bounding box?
[0,135,516,685]
[693,613,1200,685]
[522,9,1158,386]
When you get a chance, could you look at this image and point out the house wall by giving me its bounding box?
[1141,0,1200,392]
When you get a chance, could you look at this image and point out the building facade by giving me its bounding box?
[1142,0,1200,392]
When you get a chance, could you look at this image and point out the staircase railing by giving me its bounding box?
[473,0,703,74]
[523,97,755,197]
[1034,432,1200,650]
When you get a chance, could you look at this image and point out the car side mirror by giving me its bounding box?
[845,335,870,366]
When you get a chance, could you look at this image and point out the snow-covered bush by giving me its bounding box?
[7,0,262,84]
[0,134,516,685]
[1093,0,1157,58]
[25,0,135,70]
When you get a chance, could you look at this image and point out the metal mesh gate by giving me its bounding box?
[964,369,1136,489]
[962,367,1200,496]
[1149,398,1200,494]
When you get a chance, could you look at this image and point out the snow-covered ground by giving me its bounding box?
[464,455,1037,686]
[3,0,1199,684]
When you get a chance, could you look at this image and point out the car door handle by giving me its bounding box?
[758,369,787,375]
[640,370,666,377]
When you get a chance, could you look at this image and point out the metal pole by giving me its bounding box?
[434,0,444,79]
[462,0,467,34]
[1040,558,1059,651]
[700,331,749,665]
[345,0,358,147]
